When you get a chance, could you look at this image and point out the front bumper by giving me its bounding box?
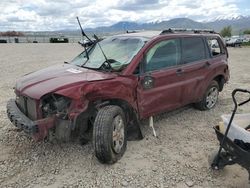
[6,99,55,140]
[7,99,38,134]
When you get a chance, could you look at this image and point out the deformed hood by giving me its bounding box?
[15,64,116,99]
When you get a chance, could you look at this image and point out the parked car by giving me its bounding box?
[50,37,69,43]
[226,38,243,47]
[0,39,7,43]
[243,38,250,43]
[7,29,229,164]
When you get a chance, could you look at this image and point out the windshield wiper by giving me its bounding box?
[93,34,113,71]
[76,17,93,60]
[81,65,99,70]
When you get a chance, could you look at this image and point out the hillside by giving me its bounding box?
[84,16,250,34]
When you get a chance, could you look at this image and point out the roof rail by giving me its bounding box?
[160,28,215,35]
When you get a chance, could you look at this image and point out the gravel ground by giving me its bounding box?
[0,44,250,188]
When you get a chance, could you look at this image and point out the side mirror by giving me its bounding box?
[142,75,154,89]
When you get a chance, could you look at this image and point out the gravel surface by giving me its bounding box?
[0,44,250,188]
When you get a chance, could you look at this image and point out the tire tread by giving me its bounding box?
[195,80,219,111]
[93,105,127,164]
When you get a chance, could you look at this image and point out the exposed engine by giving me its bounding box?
[40,94,72,142]
[40,94,71,119]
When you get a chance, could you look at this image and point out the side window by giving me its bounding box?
[207,38,223,57]
[181,37,206,64]
[145,39,180,72]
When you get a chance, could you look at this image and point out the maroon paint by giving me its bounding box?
[32,116,55,141]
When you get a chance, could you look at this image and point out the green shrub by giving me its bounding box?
[242,41,250,46]
[220,26,232,37]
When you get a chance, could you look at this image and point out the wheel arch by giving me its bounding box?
[94,98,143,140]
[72,97,141,133]
[213,74,225,92]
[95,98,137,123]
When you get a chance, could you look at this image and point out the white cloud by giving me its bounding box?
[0,0,242,31]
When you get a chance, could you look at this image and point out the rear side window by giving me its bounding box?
[145,39,181,72]
[181,37,206,64]
[207,38,224,57]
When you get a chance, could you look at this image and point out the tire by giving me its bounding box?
[93,105,127,164]
[195,80,219,111]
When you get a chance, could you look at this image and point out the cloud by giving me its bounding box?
[114,0,163,11]
[0,0,244,31]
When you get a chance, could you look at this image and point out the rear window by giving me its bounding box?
[181,37,206,64]
[207,38,224,57]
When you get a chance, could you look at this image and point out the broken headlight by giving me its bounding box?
[41,94,71,118]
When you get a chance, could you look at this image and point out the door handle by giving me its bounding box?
[176,69,183,76]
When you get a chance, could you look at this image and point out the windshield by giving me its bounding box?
[71,37,145,71]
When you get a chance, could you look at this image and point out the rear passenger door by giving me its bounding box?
[178,37,211,105]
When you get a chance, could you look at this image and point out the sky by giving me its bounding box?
[0,0,249,31]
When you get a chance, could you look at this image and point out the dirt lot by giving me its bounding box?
[0,44,250,188]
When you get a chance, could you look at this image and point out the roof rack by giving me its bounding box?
[160,28,215,35]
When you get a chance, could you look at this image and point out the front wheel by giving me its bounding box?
[195,80,219,110]
[93,105,127,164]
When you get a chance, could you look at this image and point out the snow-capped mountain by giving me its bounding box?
[206,15,250,32]
[213,14,245,21]
[83,15,250,34]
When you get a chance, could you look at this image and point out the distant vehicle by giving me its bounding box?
[0,39,7,43]
[223,37,230,44]
[50,37,69,43]
[7,28,229,164]
[243,38,250,43]
[211,40,219,48]
[226,38,243,47]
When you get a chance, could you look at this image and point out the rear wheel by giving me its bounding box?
[195,80,219,110]
[93,105,127,164]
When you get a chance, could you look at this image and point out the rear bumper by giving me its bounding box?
[6,99,55,140]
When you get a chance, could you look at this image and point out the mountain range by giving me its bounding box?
[84,16,250,35]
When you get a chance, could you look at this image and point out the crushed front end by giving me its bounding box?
[6,92,86,141]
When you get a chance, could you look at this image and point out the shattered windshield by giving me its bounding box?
[71,37,145,71]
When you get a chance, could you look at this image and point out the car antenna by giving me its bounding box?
[76,17,93,60]
[93,34,112,70]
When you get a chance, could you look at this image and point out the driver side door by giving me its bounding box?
[136,38,184,118]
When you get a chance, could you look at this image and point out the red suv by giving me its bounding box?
[7,29,229,164]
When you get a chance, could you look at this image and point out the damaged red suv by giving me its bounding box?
[7,29,229,164]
